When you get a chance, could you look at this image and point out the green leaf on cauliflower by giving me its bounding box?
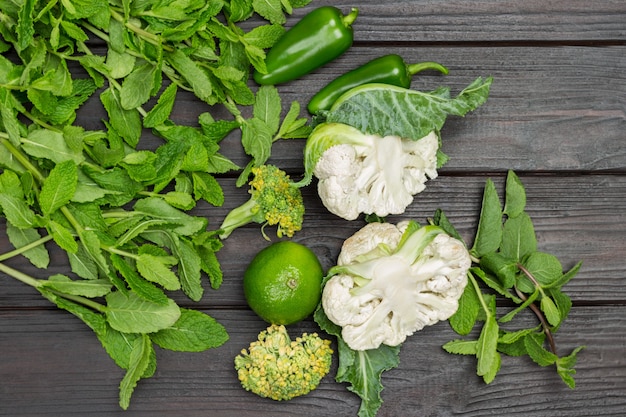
[314,303,400,417]
[325,77,493,141]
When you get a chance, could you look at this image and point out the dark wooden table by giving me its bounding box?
[1,1,625,416]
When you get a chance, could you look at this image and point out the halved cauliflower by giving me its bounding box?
[297,122,439,220]
[321,221,471,351]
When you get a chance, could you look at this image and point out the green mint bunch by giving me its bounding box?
[0,0,312,409]
[439,171,585,388]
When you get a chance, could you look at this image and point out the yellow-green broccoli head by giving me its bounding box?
[219,165,304,240]
[249,165,304,238]
[234,324,333,401]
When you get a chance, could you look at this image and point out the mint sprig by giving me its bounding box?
[440,171,585,388]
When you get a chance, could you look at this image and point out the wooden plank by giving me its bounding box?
[281,0,626,42]
[0,306,623,416]
[137,44,624,173]
[1,174,624,309]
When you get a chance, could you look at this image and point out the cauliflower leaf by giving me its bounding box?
[314,303,400,417]
[324,77,493,141]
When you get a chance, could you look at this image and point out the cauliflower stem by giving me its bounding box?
[234,324,333,401]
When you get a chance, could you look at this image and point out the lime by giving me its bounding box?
[243,241,324,325]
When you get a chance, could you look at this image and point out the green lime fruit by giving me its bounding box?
[243,241,324,325]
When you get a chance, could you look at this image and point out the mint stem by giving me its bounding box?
[47,288,108,313]
[469,271,493,319]
[0,262,107,313]
[515,263,557,355]
[0,234,54,262]
[0,136,46,183]
[0,262,42,288]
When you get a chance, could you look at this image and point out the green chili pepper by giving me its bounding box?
[253,6,359,86]
[307,54,449,114]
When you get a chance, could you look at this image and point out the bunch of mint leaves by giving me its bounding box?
[0,0,310,409]
[315,171,584,417]
[441,170,585,386]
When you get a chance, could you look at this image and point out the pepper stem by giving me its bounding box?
[342,8,359,27]
[407,61,449,76]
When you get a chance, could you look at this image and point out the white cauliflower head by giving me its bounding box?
[321,221,471,351]
[298,123,439,220]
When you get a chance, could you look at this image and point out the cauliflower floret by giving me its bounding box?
[337,222,404,265]
[321,221,471,351]
[303,122,439,220]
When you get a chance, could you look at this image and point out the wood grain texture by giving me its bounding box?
[1,307,624,416]
[1,0,625,416]
[285,0,626,43]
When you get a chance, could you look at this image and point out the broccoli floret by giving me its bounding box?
[219,165,304,240]
[234,324,333,401]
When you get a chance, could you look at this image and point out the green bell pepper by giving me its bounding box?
[307,54,449,114]
[253,6,359,86]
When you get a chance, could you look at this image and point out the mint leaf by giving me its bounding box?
[16,0,35,52]
[253,0,286,24]
[476,315,501,383]
[540,296,561,327]
[100,87,142,147]
[110,253,169,306]
[448,282,480,335]
[67,242,99,280]
[106,48,136,79]
[276,100,310,140]
[80,229,110,276]
[442,339,478,355]
[198,241,223,289]
[48,219,78,253]
[41,274,112,297]
[136,253,181,291]
[133,196,207,236]
[253,85,281,134]
[523,251,563,286]
[164,191,195,210]
[151,308,228,352]
[471,178,503,257]
[166,49,214,104]
[501,212,537,261]
[544,260,583,290]
[479,252,517,289]
[241,117,273,164]
[503,170,526,218]
[119,334,153,410]
[0,193,38,228]
[546,288,573,329]
[556,346,585,389]
[243,24,285,49]
[21,129,84,164]
[120,63,159,110]
[6,223,50,268]
[524,332,558,367]
[105,291,181,334]
[144,83,177,128]
[0,88,23,146]
[39,160,77,216]
[172,238,203,302]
